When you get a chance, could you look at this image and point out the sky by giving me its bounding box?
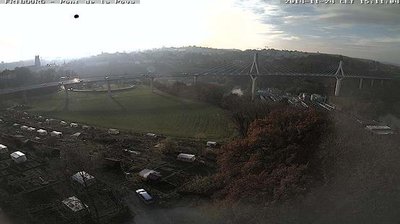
[0,0,399,64]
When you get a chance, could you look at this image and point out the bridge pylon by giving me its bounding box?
[334,60,345,97]
[62,84,69,111]
[22,90,28,104]
[359,78,363,89]
[249,52,260,101]
[193,74,199,86]
[150,76,155,92]
[105,76,112,97]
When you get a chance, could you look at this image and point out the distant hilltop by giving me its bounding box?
[2,47,400,77]
[0,56,64,72]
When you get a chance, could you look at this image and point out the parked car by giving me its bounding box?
[135,189,154,204]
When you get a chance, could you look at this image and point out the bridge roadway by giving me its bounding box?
[0,72,396,96]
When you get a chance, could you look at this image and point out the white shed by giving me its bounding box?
[82,125,90,130]
[177,153,196,163]
[139,169,161,181]
[13,123,20,127]
[37,129,48,136]
[50,131,63,138]
[62,196,87,212]
[146,133,157,138]
[206,141,217,147]
[45,119,55,124]
[20,125,29,131]
[108,129,120,135]
[70,123,79,128]
[60,121,68,126]
[10,151,27,163]
[0,144,8,153]
[27,127,36,132]
[365,125,394,135]
[71,132,82,138]
[72,171,96,187]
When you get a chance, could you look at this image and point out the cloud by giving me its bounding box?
[282,35,300,40]
[314,5,400,26]
[235,0,400,64]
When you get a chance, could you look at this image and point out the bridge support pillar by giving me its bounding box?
[334,78,342,97]
[250,75,257,101]
[150,77,155,93]
[22,90,28,103]
[64,85,69,99]
[370,79,374,87]
[106,77,112,97]
[333,60,345,97]
[358,78,363,89]
[63,85,69,111]
[249,52,259,102]
[193,75,198,86]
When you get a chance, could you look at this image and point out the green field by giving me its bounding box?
[26,86,234,139]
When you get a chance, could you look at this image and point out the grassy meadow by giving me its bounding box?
[26,86,234,139]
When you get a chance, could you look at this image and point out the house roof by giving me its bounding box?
[72,171,95,184]
[177,153,196,160]
[62,196,86,212]
[10,151,25,158]
[139,169,161,179]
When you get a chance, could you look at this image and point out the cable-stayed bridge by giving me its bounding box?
[0,52,398,99]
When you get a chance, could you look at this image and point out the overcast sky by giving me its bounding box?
[0,0,399,64]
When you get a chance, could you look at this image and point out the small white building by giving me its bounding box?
[27,127,36,132]
[122,149,141,155]
[108,129,120,135]
[0,144,8,153]
[206,141,217,147]
[20,125,29,131]
[146,133,157,138]
[62,196,87,212]
[37,129,48,136]
[10,151,27,163]
[177,153,196,163]
[50,131,63,138]
[45,118,55,124]
[60,121,67,126]
[70,123,79,128]
[13,123,19,127]
[71,132,82,138]
[139,169,161,181]
[72,171,96,187]
[82,125,90,130]
[365,125,394,135]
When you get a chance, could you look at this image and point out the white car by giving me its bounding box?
[135,189,154,204]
